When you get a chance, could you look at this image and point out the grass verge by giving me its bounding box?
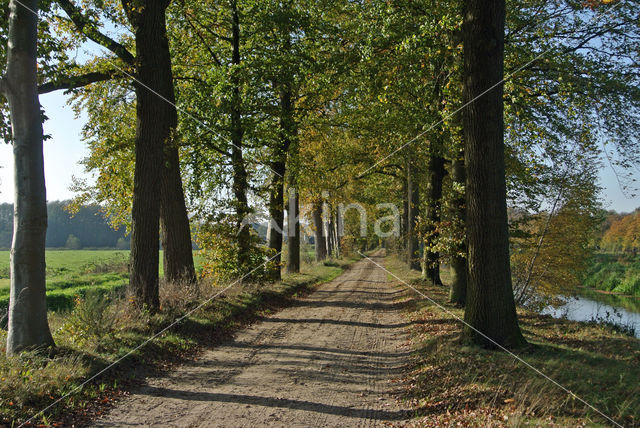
[384,254,640,427]
[0,250,206,313]
[0,257,355,427]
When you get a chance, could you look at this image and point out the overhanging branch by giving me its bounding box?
[56,0,135,65]
[38,70,121,94]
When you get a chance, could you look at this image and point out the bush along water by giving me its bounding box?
[583,253,640,296]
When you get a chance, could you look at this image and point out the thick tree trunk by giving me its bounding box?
[156,17,195,285]
[312,201,327,262]
[407,162,420,270]
[229,4,252,271]
[449,153,467,305]
[266,90,297,279]
[126,0,174,312]
[279,85,300,274]
[5,0,55,355]
[160,145,196,285]
[423,155,446,285]
[462,0,525,348]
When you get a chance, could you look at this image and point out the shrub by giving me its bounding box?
[65,234,82,250]
[58,291,118,350]
[160,276,200,317]
[600,271,623,291]
[196,215,278,286]
[81,254,129,274]
[615,274,640,296]
[115,237,130,250]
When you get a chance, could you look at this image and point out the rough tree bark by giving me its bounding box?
[312,201,327,262]
[158,127,196,279]
[4,0,55,355]
[462,0,526,348]
[267,152,287,281]
[55,0,196,298]
[160,145,196,285]
[229,3,252,271]
[449,153,467,305]
[286,187,300,273]
[423,155,446,285]
[406,161,420,270]
[159,13,196,286]
[281,86,300,274]
[124,0,176,312]
[401,174,408,255]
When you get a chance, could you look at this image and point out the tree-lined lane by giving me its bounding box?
[94,251,413,427]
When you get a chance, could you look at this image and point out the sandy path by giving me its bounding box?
[92,251,413,427]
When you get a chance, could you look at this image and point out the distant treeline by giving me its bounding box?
[600,209,640,254]
[0,201,129,249]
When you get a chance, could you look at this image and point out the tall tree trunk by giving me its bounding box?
[407,161,420,270]
[267,159,286,280]
[280,84,300,274]
[449,152,467,305]
[331,212,340,258]
[286,188,300,273]
[326,202,334,257]
[401,174,408,256]
[338,210,343,255]
[126,0,174,312]
[159,25,195,286]
[312,201,327,262]
[4,0,55,355]
[423,155,446,285]
[462,0,525,348]
[160,145,196,285]
[229,3,251,271]
[266,221,272,244]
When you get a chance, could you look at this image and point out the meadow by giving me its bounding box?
[1,250,134,313]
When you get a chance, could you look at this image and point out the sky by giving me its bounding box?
[0,92,89,204]
[0,93,639,213]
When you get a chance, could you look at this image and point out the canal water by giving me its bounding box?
[542,290,640,338]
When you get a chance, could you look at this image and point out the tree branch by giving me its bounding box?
[183,14,223,67]
[186,12,232,43]
[56,0,135,65]
[38,70,121,94]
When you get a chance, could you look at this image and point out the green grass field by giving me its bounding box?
[0,250,131,312]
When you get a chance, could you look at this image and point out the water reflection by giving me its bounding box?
[542,292,640,338]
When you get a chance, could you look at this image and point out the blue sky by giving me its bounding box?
[0,92,638,213]
[0,91,88,204]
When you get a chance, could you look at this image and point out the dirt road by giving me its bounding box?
[93,251,413,427]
